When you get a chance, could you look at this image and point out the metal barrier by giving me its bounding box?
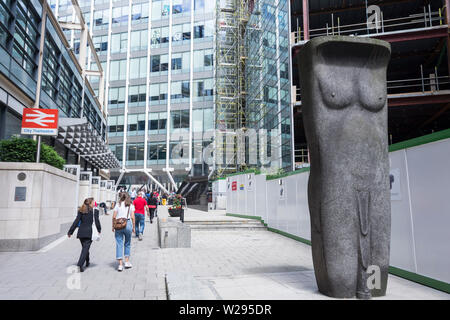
[294,70,450,104]
[293,7,443,44]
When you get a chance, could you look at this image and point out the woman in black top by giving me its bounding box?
[147,194,158,223]
[68,198,101,272]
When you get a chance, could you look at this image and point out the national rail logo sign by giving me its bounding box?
[21,108,59,136]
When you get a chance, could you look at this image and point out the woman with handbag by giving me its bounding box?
[112,192,136,272]
[68,198,101,272]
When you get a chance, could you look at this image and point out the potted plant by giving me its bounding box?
[168,195,184,222]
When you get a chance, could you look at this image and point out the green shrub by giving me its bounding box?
[0,137,65,170]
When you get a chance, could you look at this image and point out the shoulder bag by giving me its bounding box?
[113,205,130,230]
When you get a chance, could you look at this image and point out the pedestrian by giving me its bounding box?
[112,193,135,271]
[68,198,101,272]
[147,193,158,224]
[133,191,148,240]
[131,188,137,201]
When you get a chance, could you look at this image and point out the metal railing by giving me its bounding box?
[295,148,309,165]
[293,7,444,44]
[293,69,450,104]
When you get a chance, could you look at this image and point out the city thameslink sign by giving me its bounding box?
[21,108,59,136]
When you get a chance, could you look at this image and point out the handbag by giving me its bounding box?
[113,205,130,230]
[91,209,100,241]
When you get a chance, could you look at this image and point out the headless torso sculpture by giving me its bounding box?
[297,36,391,299]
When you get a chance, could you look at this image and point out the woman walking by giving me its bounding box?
[147,193,158,224]
[68,198,101,272]
[113,193,135,271]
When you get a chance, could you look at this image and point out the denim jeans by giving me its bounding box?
[115,220,132,260]
[135,213,145,236]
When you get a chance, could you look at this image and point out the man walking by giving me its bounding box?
[133,191,148,240]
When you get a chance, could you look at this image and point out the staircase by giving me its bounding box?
[183,217,267,231]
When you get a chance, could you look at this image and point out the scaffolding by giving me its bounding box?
[214,0,250,178]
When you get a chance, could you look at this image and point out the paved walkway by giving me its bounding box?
[0,211,166,300]
[160,208,449,300]
[0,206,448,300]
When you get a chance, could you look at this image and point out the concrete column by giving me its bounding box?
[303,0,309,41]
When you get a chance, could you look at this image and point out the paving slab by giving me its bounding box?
[0,212,166,300]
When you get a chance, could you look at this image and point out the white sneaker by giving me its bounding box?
[118,265,123,272]
[124,261,132,269]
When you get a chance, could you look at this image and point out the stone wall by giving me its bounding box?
[0,162,78,251]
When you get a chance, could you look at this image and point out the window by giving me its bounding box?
[172,23,190,45]
[129,57,147,79]
[171,52,190,74]
[149,83,168,104]
[170,109,189,132]
[93,9,109,30]
[0,0,12,48]
[108,115,124,137]
[12,0,40,75]
[108,87,126,109]
[147,142,167,165]
[126,114,146,136]
[194,24,203,39]
[151,26,169,48]
[194,0,204,12]
[194,20,213,41]
[171,81,189,102]
[109,59,127,81]
[71,79,82,117]
[130,29,148,51]
[194,78,214,101]
[151,0,169,21]
[148,111,167,135]
[110,144,123,162]
[173,0,190,16]
[112,6,128,27]
[131,2,149,24]
[42,35,59,100]
[193,49,213,72]
[58,60,73,117]
[192,108,213,132]
[150,54,168,74]
[280,62,289,80]
[93,35,108,54]
[111,32,128,54]
[128,85,146,107]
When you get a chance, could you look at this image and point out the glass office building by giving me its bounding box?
[49,0,293,188]
[245,0,293,172]
[53,0,216,188]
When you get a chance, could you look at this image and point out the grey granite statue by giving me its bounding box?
[297,36,391,299]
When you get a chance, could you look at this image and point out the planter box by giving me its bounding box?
[168,208,184,222]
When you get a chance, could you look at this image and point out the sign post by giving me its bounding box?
[21,108,59,163]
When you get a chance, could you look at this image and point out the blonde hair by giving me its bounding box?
[80,198,93,214]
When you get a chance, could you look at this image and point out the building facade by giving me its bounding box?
[0,0,115,174]
[52,0,216,190]
[245,0,293,172]
[50,0,294,190]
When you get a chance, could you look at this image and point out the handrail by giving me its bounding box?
[293,74,450,103]
[292,8,444,43]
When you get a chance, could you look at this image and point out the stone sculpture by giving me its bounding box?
[297,36,391,299]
